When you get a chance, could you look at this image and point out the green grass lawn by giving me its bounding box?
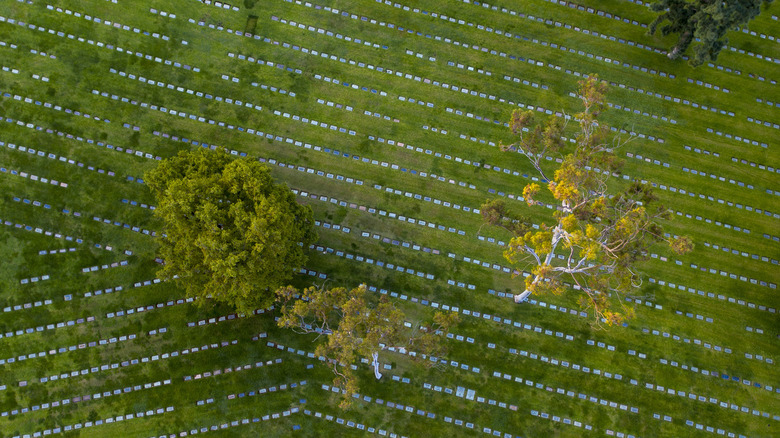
[0,0,778,436]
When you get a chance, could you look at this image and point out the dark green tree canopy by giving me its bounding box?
[649,0,773,66]
[145,148,316,314]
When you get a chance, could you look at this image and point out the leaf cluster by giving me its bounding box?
[648,0,772,66]
[276,284,459,407]
[484,76,693,327]
[145,148,316,314]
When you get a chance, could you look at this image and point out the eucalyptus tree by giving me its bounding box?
[483,76,692,326]
[276,284,459,407]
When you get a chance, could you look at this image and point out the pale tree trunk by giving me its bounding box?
[371,351,382,380]
[514,224,564,303]
[515,275,542,302]
[515,288,533,303]
[668,30,691,60]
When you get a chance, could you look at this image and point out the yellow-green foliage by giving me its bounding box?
[276,285,459,408]
[145,148,317,314]
[483,76,693,327]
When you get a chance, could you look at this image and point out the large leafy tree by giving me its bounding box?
[483,76,692,327]
[145,148,316,314]
[276,284,459,408]
[648,0,773,66]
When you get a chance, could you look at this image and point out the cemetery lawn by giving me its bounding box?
[0,0,778,437]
